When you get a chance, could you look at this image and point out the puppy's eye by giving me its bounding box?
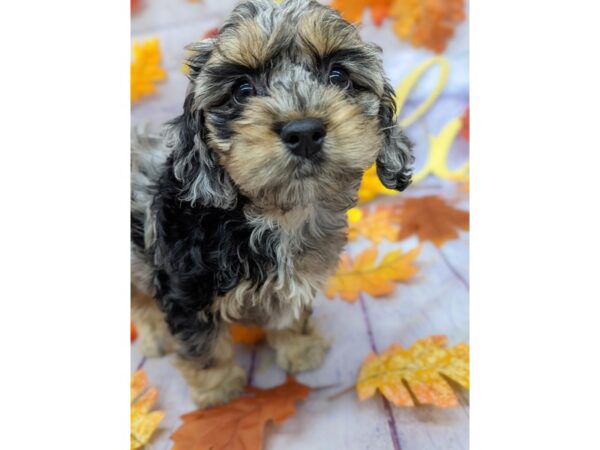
[233,80,255,103]
[328,66,352,89]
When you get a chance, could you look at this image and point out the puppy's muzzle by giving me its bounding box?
[280,118,326,159]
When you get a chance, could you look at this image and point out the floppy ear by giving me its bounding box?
[375,82,414,192]
[166,39,238,209]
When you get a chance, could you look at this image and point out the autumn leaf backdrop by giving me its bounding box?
[131,1,469,449]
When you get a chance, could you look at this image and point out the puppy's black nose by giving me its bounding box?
[280,118,326,158]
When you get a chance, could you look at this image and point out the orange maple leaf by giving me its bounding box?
[357,335,469,407]
[397,195,469,247]
[171,376,310,450]
[131,321,137,342]
[460,107,469,141]
[230,323,266,345]
[390,0,465,53]
[325,246,420,302]
[348,204,403,243]
[330,0,392,26]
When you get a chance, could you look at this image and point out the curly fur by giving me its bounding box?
[131,0,413,408]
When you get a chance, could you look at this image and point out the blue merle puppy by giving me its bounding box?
[131,0,413,408]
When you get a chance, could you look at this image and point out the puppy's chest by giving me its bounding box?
[216,221,346,328]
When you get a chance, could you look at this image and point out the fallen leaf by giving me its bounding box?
[347,207,363,225]
[201,28,220,39]
[131,370,165,450]
[390,0,465,53]
[460,107,469,141]
[348,204,403,243]
[358,164,399,203]
[131,38,167,103]
[131,321,137,342]
[325,246,420,302]
[357,335,469,407]
[230,323,266,345]
[397,195,469,247]
[171,376,310,450]
[330,0,392,26]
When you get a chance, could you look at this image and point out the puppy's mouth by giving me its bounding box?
[288,153,325,179]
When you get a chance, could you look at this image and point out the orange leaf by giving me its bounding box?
[390,0,465,53]
[325,246,420,302]
[131,321,137,342]
[397,195,469,247]
[348,204,403,243]
[171,376,310,450]
[230,323,266,345]
[331,0,392,26]
[460,107,469,141]
[357,336,469,407]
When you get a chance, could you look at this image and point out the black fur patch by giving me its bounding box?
[131,211,145,249]
[149,159,278,358]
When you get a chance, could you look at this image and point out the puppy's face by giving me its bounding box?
[178,0,412,210]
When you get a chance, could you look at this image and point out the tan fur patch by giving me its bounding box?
[215,19,269,68]
[131,285,174,357]
[266,311,331,373]
[175,330,246,408]
[297,8,361,58]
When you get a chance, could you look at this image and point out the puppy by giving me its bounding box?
[131,0,413,408]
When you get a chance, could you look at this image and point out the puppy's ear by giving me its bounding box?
[166,40,238,209]
[375,82,414,192]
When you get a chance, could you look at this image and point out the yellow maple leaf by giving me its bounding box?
[357,335,469,407]
[131,370,165,450]
[357,165,399,204]
[325,246,420,302]
[390,0,465,53]
[131,38,167,103]
[348,204,403,243]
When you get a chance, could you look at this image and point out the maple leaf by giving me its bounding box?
[325,246,420,302]
[357,335,469,407]
[330,0,392,26]
[460,107,469,141]
[171,376,310,450]
[131,320,137,342]
[348,204,403,243]
[397,195,469,247]
[131,38,167,103]
[357,164,399,203]
[131,370,165,450]
[390,0,465,53]
[230,323,266,345]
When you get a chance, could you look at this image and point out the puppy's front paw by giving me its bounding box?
[188,365,247,409]
[273,332,330,373]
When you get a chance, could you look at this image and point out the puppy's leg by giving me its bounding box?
[266,308,330,373]
[131,286,174,357]
[175,327,246,408]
